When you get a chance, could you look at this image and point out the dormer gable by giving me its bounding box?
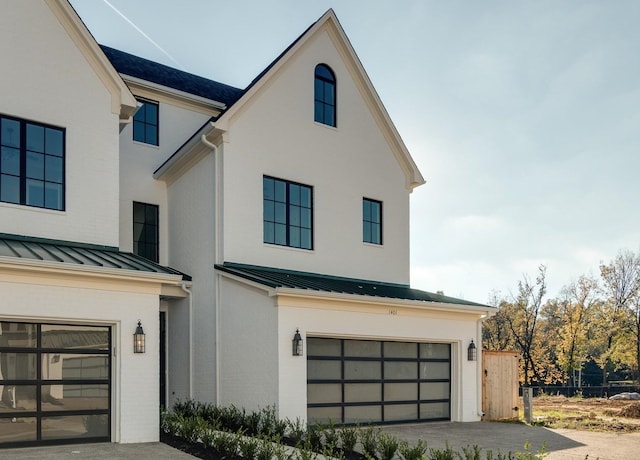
[44,0,137,121]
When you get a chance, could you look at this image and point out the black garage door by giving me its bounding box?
[307,338,450,424]
[0,321,111,447]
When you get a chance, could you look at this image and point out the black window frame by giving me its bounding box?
[0,114,66,211]
[133,201,159,263]
[263,176,313,250]
[363,198,383,245]
[133,99,159,146]
[314,64,336,127]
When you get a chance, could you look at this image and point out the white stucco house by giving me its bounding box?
[0,0,493,448]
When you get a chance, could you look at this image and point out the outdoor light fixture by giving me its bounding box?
[467,339,477,361]
[292,328,303,356]
[133,320,145,354]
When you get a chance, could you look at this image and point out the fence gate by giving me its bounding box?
[482,350,519,420]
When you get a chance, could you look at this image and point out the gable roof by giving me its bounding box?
[47,0,137,120]
[105,10,425,190]
[215,262,489,308]
[101,45,244,107]
[214,9,425,191]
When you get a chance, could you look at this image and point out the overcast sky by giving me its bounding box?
[70,0,640,304]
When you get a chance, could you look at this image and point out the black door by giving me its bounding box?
[159,312,166,409]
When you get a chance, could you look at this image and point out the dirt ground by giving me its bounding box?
[530,395,640,432]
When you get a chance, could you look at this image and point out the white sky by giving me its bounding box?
[70,0,640,304]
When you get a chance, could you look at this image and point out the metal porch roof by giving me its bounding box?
[0,234,191,281]
[215,262,488,307]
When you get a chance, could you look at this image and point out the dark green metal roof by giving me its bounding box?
[0,234,191,281]
[215,262,489,307]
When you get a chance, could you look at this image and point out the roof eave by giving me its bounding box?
[153,120,226,182]
[0,256,185,286]
[275,287,494,314]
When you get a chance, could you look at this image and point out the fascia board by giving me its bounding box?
[122,74,226,114]
[46,0,137,120]
[217,271,278,297]
[275,287,494,316]
[324,17,425,191]
[153,121,223,183]
[0,256,184,286]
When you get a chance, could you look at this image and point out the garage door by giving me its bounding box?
[307,338,450,424]
[0,321,111,447]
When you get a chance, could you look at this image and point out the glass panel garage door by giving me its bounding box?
[0,322,110,447]
[307,338,450,425]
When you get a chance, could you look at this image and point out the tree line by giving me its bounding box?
[482,249,640,386]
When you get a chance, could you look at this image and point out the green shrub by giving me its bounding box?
[212,431,240,458]
[428,443,458,460]
[323,420,339,450]
[245,410,262,436]
[288,417,307,447]
[361,425,381,459]
[399,439,427,460]
[339,425,359,453]
[239,436,260,458]
[378,432,399,460]
[256,436,276,460]
[461,444,481,460]
[307,424,324,451]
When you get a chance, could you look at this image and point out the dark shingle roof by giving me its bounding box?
[0,234,191,281]
[215,262,489,307]
[100,45,244,107]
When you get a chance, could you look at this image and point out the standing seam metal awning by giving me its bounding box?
[0,233,191,281]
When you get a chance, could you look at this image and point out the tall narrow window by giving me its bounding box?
[133,99,159,146]
[263,176,313,250]
[363,198,382,245]
[133,202,159,262]
[0,114,65,210]
[314,64,336,127]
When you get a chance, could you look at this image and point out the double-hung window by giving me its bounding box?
[133,201,159,262]
[363,198,382,245]
[0,115,65,210]
[314,64,336,127]
[263,176,313,250]
[133,99,159,146]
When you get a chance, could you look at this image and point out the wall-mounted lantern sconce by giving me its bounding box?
[133,320,145,354]
[467,339,477,361]
[292,328,303,356]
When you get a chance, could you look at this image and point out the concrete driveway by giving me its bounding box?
[2,423,640,459]
[382,421,640,460]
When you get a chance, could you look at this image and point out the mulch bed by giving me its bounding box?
[161,432,368,459]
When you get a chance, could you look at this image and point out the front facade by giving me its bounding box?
[0,0,492,448]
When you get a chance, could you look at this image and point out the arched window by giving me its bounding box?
[314,64,336,127]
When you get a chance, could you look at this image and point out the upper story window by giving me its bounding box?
[133,99,159,146]
[133,201,159,262]
[263,176,313,250]
[363,198,382,245]
[314,64,336,127]
[0,115,65,211]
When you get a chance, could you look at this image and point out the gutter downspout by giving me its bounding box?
[200,131,222,403]
[181,281,194,399]
[477,310,496,418]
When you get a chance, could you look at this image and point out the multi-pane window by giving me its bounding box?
[133,99,159,146]
[133,202,159,262]
[263,176,313,250]
[363,198,382,245]
[0,115,65,211]
[314,64,336,127]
